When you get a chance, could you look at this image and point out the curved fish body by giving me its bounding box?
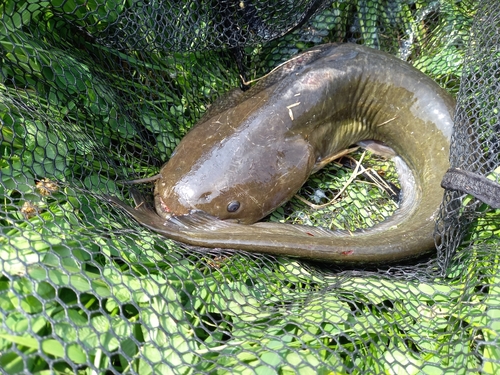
[109,43,455,263]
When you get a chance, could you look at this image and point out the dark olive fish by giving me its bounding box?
[108,43,455,263]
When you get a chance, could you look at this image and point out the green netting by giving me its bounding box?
[1,0,499,374]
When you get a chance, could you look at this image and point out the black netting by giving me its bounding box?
[436,0,500,269]
[1,0,499,373]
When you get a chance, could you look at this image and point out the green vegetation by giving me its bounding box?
[2,0,499,374]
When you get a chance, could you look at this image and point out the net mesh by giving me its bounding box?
[1,0,499,373]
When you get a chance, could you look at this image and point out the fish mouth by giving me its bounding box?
[157,195,244,225]
[154,195,173,219]
[154,195,200,221]
[158,196,171,213]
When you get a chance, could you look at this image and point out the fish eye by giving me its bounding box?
[227,201,240,213]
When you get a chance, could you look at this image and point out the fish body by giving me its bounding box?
[109,43,455,263]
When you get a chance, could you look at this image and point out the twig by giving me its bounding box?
[297,151,367,209]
